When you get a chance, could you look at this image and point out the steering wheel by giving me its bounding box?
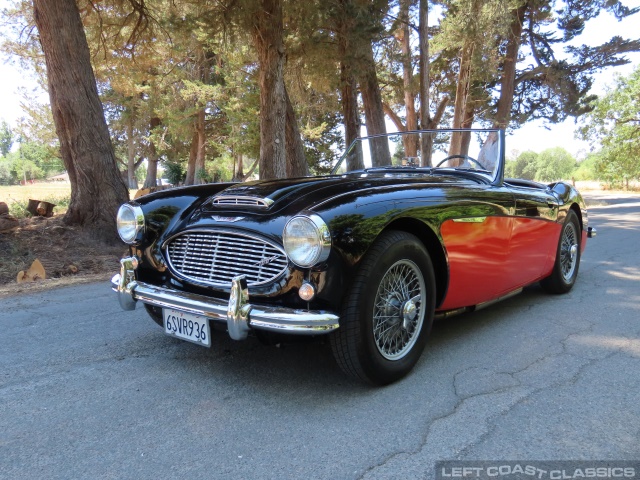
[435,154,487,170]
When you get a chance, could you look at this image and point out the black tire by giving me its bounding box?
[144,303,164,327]
[330,230,436,385]
[541,209,581,294]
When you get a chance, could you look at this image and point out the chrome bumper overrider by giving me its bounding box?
[111,257,339,341]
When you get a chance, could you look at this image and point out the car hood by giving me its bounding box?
[200,173,472,215]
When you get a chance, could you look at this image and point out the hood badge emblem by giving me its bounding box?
[256,255,279,267]
[212,216,245,223]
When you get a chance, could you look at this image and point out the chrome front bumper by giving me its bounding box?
[112,256,340,341]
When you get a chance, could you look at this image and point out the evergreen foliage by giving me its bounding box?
[0,0,638,188]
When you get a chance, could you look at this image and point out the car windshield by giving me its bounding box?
[332,128,503,183]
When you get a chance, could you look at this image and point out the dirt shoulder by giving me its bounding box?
[0,215,126,298]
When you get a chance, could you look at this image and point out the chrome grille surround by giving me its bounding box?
[164,229,289,287]
[210,196,274,209]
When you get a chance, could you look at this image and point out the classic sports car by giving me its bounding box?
[112,128,596,385]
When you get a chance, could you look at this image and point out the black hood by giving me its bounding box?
[201,172,471,214]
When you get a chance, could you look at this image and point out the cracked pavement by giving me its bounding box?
[1,192,639,480]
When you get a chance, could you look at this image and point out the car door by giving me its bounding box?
[506,184,561,286]
[438,184,516,310]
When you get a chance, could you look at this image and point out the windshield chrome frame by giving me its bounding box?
[331,128,505,186]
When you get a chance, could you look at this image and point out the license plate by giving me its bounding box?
[163,309,211,347]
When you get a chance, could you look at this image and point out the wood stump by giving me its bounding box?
[26,199,56,217]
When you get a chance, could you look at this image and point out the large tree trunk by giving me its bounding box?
[193,108,206,184]
[399,0,418,158]
[126,111,138,189]
[253,0,287,180]
[233,152,244,181]
[358,40,390,167]
[284,87,309,177]
[494,3,528,128]
[459,100,476,157]
[337,2,363,171]
[33,0,128,242]
[419,0,432,166]
[449,40,474,162]
[143,116,161,188]
[185,128,198,185]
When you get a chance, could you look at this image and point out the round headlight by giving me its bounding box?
[283,214,331,267]
[116,204,144,244]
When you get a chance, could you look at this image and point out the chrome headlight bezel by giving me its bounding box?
[283,214,331,268]
[116,203,145,244]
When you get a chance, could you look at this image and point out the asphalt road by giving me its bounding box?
[2,192,639,480]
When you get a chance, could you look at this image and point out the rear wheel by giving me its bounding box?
[541,209,581,294]
[330,231,436,385]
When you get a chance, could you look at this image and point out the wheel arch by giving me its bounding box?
[569,203,583,232]
[382,218,448,308]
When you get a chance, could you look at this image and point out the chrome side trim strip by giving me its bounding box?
[474,288,523,311]
[452,217,487,223]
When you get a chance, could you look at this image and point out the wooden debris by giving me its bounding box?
[26,199,56,217]
[16,259,47,283]
[0,214,19,232]
[65,264,79,274]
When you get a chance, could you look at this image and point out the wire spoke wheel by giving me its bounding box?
[372,260,426,361]
[541,209,582,294]
[560,222,579,282]
[330,230,435,385]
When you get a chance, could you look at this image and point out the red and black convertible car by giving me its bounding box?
[112,129,596,385]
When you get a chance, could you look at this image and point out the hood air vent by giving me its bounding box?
[211,195,274,209]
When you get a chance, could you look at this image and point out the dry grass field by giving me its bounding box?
[1,182,72,216]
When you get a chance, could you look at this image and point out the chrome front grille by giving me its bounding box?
[165,230,289,287]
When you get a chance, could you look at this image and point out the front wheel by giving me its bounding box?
[330,231,436,385]
[541,209,582,294]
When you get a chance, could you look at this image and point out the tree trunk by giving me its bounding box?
[143,116,161,188]
[449,40,474,161]
[253,0,287,180]
[459,100,476,157]
[33,0,128,242]
[284,86,309,177]
[493,3,527,128]
[358,40,390,167]
[194,108,206,184]
[234,152,244,181]
[419,0,432,166]
[421,97,450,167]
[185,128,198,185]
[126,111,138,189]
[399,0,418,157]
[337,4,363,171]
